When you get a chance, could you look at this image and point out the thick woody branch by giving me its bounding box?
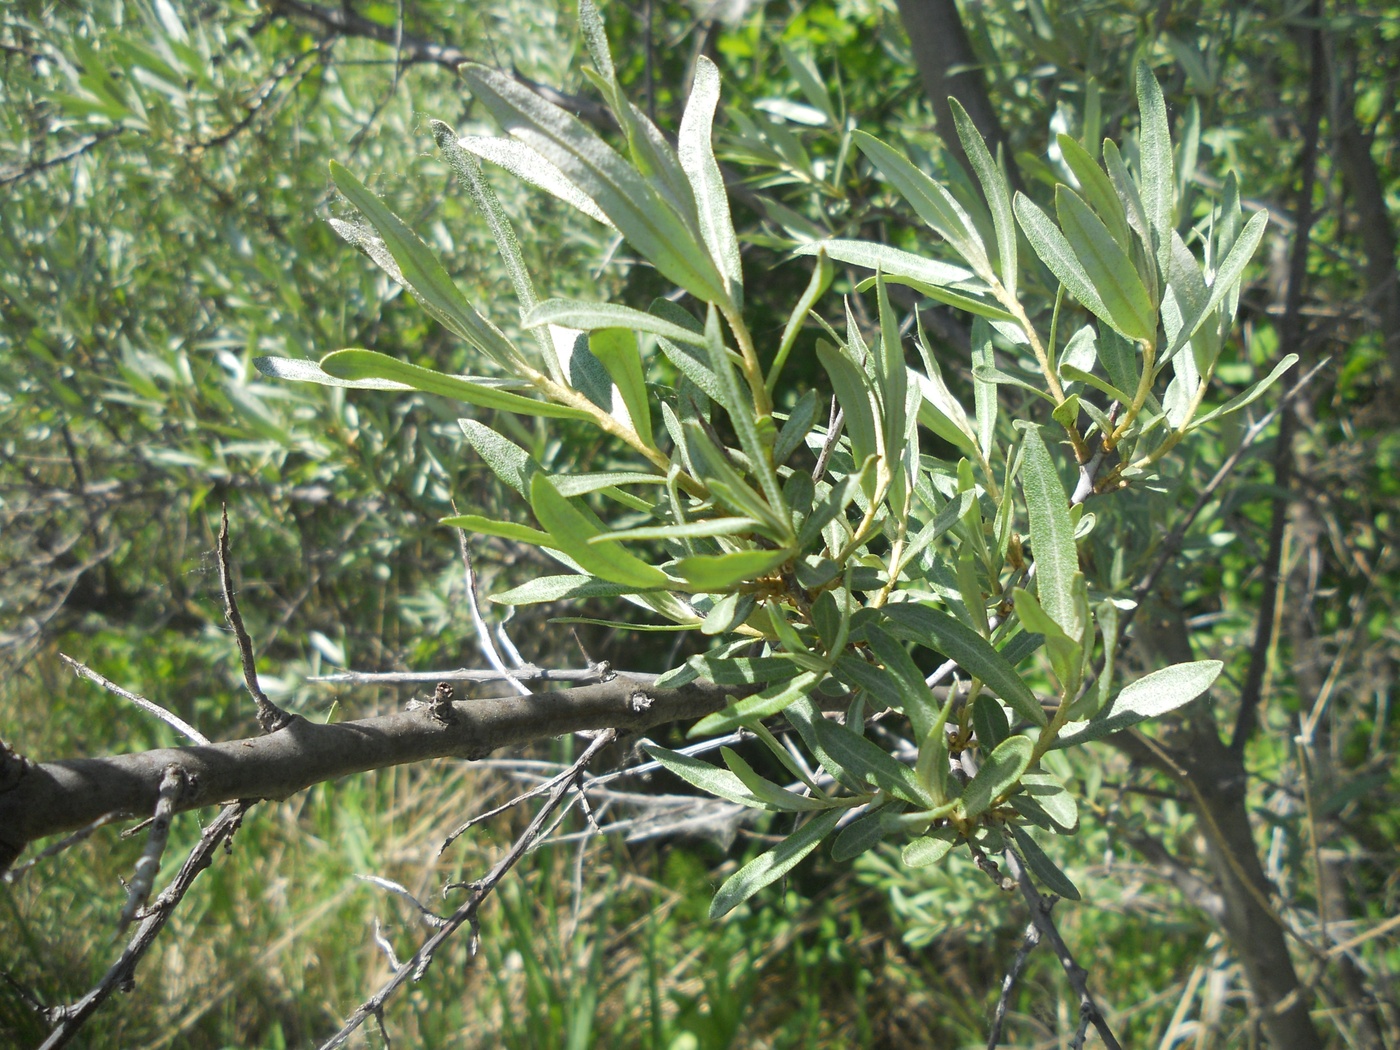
[0,674,738,874]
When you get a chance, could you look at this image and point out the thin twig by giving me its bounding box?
[986,919,1042,1048]
[1,813,128,885]
[452,520,529,697]
[118,765,187,933]
[1001,847,1123,1050]
[38,803,250,1050]
[217,505,293,733]
[59,654,210,745]
[317,730,616,1049]
[308,666,609,685]
[0,130,121,188]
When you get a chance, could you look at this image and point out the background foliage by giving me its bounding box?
[2,0,1396,1047]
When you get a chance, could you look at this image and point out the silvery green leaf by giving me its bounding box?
[854,130,993,279]
[1188,354,1298,431]
[1015,193,1113,336]
[490,575,642,605]
[449,134,613,227]
[959,735,1033,820]
[830,806,897,861]
[526,298,706,347]
[641,743,765,808]
[678,57,743,309]
[1056,186,1157,341]
[1018,424,1083,641]
[321,350,587,419]
[903,830,957,867]
[880,604,1046,726]
[329,163,521,367]
[816,339,879,467]
[1135,62,1175,272]
[1012,827,1080,899]
[460,63,726,303]
[709,808,843,918]
[951,98,1017,296]
[1056,660,1223,747]
[691,671,823,737]
[971,319,998,459]
[800,238,974,288]
[1056,134,1132,251]
[721,747,829,812]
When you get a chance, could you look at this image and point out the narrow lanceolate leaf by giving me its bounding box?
[489,575,642,604]
[640,744,766,808]
[525,299,706,347]
[721,748,829,812]
[1135,61,1175,266]
[256,355,408,391]
[1011,827,1080,900]
[1018,424,1082,641]
[592,517,758,543]
[320,351,590,420]
[814,719,936,806]
[903,831,957,867]
[830,807,897,861]
[673,548,791,591]
[528,473,670,589]
[678,57,742,308]
[329,163,519,367]
[875,271,909,461]
[689,654,801,686]
[971,319,998,459]
[793,240,974,288]
[815,339,879,468]
[959,735,1033,820]
[1055,660,1223,747]
[588,328,653,447]
[691,671,822,737]
[1056,187,1157,342]
[438,514,555,549]
[709,807,844,918]
[880,605,1046,726]
[1180,209,1269,349]
[457,419,539,497]
[1188,353,1297,431]
[854,130,992,279]
[460,63,726,303]
[1015,193,1112,333]
[702,306,788,525]
[451,134,613,227]
[1056,134,1132,251]
[951,98,1017,296]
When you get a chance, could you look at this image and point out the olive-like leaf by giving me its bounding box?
[881,604,1046,726]
[678,56,742,308]
[1056,660,1223,747]
[709,808,844,918]
[950,98,1017,296]
[320,350,589,420]
[1056,186,1157,342]
[1018,423,1083,641]
[959,735,1033,820]
[528,473,671,589]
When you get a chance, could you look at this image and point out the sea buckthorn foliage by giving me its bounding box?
[261,0,1286,918]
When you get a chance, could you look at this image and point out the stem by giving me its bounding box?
[1105,337,1158,450]
[527,369,707,499]
[722,305,773,418]
[998,288,1090,461]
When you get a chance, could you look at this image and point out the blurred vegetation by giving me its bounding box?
[2,0,1396,1047]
